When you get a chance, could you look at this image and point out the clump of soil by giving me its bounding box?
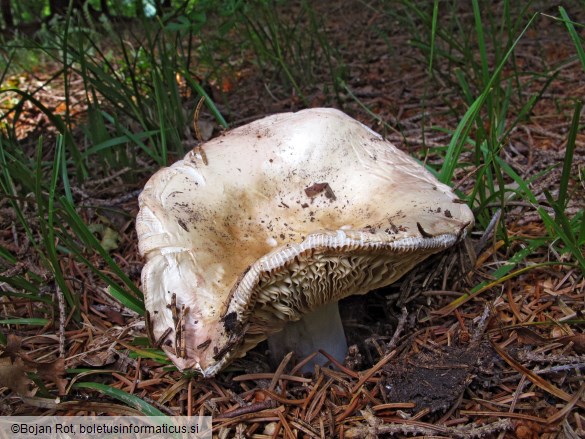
[381,342,498,414]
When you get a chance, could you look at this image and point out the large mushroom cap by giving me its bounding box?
[137,108,474,377]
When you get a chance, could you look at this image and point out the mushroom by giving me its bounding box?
[137,108,474,377]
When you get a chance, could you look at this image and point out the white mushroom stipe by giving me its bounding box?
[137,108,475,377]
[267,301,346,372]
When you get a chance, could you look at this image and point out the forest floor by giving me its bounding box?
[1,1,584,438]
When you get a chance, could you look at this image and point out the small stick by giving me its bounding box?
[194,95,206,143]
[387,307,408,352]
[56,285,66,358]
[471,304,491,346]
[301,373,325,412]
[233,373,311,383]
[371,402,416,411]
[259,389,305,405]
[277,410,295,439]
[216,400,278,419]
[145,310,155,345]
[192,96,210,165]
[154,328,172,349]
[269,351,293,392]
[318,350,359,378]
[306,379,332,422]
[187,378,193,417]
[351,349,397,394]
[475,208,501,255]
[335,392,362,422]
[180,305,188,358]
[290,351,318,376]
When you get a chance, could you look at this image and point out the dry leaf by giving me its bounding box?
[2,336,67,396]
[104,308,126,326]
[34,357,68,396]
[516,327,548,345]
[516,328,585,354]
[81,349,117,367]
[2,334,22,362]
[0,356,35,397]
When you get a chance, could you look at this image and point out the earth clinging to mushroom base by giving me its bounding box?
[136,108,474,377]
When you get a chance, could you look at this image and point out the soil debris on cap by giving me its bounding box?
[304,182,337,201]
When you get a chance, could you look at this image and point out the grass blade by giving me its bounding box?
[559,6,585,72]
[433,239,546,315]
[439,13,539,183]
[558,100,582,208]
[0,318,50,326]
[427,0,439,74]
[73,382,167,415]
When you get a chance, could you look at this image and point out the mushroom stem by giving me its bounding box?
[267,301,347,372]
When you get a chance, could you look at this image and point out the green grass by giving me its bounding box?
[0,7,232,325]
[223,0,345,106]
[380,2,585,273]
[339,1,584,323]
[73,382,167,415]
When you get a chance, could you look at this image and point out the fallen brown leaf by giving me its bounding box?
[0,356,35,397]
[32,357,68,396]
[516,327,585,354]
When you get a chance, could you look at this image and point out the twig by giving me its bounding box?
[335,392,362,423]
[518,351,585,365]
[344,413,514,438]
[306,378,331,423]
[194,95,206,143]
[546,384,585,425]
[290,351,318,375]
[387,307,408,352]
[371,402,416,411]
[269,351,293,392]
[509,374,527,413]
[77,188,143,207]
[351,349,397,394]
[233,373,312,384]
[290,418,321,438]
[492,340,585,409]
[216,400,279,419]
[301,373,325,412]
[471,303,491,346]
[474,209,501,255]
[188,378,193,417]
[318,350,359,378]
[277,410,295,439]
[56,285,66,358]
[82,166,131,188]
[259,389,305,406]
